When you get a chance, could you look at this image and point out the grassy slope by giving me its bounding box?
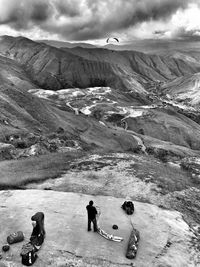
[125,108,200,150]
[22,152,200,225]
[0,150,85,188]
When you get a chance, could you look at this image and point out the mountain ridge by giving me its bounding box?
[1,35,200,156]
[1,36,200,96]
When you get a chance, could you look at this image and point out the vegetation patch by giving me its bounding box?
[0,151,85,188]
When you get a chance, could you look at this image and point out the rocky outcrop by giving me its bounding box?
[0,190,197,267]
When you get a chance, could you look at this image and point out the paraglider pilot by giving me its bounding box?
[86,200,98,232]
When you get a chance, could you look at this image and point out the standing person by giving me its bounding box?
[30,212,45,250]
[86,200,98,232]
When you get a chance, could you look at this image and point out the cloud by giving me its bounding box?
[0,0,53,29]
[43,0,193,41]
[30,2,52,22]
[154,30,168,36]
[0,0,199,41]
[54,0,81,17]
[172,27,200,40]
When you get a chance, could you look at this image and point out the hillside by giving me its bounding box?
[1,36,200,97]
[103,39,200,55]
[67,46,200,82]
[161,73,200,106]
[1,36,200,157]
[0,36,145,96]
[0,58,141,156]
[123,107,200,150]
[0,86,139,153]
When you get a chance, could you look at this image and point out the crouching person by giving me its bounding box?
[21,212,45,266]
[86,200,98,232]
[30,212,45,250]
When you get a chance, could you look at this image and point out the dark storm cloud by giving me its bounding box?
[42,0,193,41]
[119,0,189,29]
[0,0,53,30]
[30,2,52,22]
[0,0,198,40]
[154,30,168,36]
[54,0,81,17]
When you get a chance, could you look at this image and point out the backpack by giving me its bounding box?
[20,242,37,266]
[121,201,134,215]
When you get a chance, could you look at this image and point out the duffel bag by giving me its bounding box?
[7,231,24,244]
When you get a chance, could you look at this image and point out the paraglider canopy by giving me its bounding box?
[106,37,119,43]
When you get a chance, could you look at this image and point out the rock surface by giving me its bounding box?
[0,190,197,267]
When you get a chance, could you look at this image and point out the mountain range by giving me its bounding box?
[0,35,200,266]
[1,35,200,156]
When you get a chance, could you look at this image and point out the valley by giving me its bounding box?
[0,36,200,267]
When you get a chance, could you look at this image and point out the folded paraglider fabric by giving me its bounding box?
[95,206,123,242]
[97,227,123,242]
[126,228,140,259]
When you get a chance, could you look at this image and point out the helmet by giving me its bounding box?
[2,244,10,252]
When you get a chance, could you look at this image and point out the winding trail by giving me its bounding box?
[66,102,79,115]
[121,124,147,155]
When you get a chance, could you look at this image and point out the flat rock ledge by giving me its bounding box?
[0,190,198,267]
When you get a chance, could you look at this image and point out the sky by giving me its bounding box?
[0,0,200,44]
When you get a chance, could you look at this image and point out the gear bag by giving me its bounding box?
[121,201,134,215]
[20,242,37,266]
[7,231,24,244]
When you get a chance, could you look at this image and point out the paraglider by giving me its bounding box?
[106,38,119,52]
[106,37,119,43]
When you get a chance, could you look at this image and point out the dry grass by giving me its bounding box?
[131,157,194,194]
[84,172,100,180]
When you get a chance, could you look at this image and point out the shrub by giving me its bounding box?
[56,127,65,134]
[15,140,27,149]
